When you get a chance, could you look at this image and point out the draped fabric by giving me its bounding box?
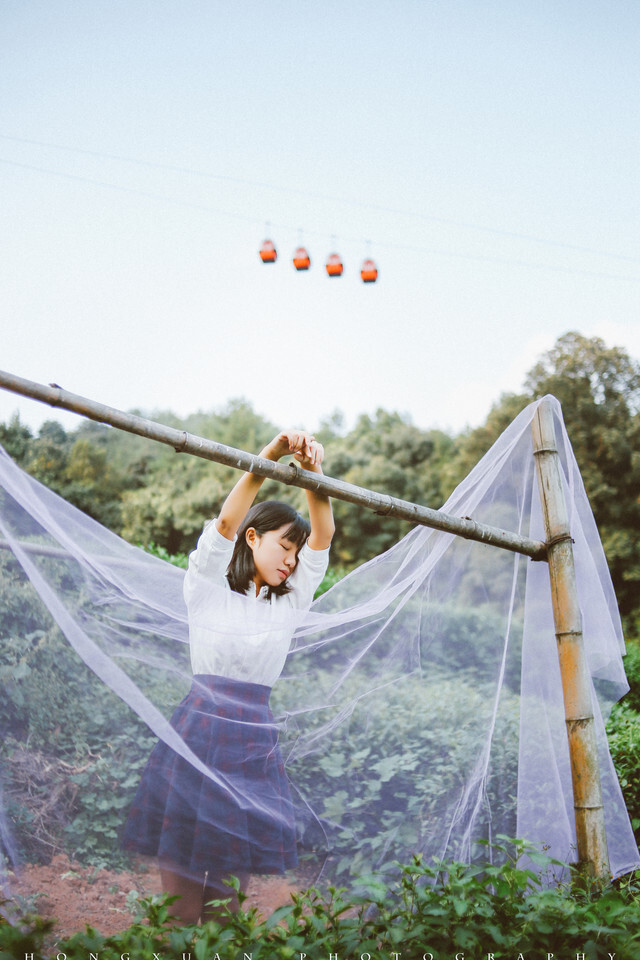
[0,395,637,891]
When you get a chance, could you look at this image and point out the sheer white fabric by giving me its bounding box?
[0,395,637,885]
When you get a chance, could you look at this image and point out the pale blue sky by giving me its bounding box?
[1,0,638,438]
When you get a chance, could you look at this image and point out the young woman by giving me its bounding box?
[122,429,334,924]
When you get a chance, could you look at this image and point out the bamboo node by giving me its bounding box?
[48,383,63,406]
[173,431,189,453]
[547,533,575,547]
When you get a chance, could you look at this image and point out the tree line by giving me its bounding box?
[2,331,639,630]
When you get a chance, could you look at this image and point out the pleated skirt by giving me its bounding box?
[121,674,298,879]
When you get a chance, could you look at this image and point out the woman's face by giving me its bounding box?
[246,523,300,590]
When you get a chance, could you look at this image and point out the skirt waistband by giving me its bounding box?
[191,673,272,707]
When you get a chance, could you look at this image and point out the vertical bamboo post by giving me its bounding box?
[531,399,610,882]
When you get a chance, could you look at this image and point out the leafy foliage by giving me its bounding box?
[323,410,454,564]
[606,700,640,841]
[622,640,640,713]
[443,332,640,625]
[0,557,164,867]
[525,332,640,622]
[4,844,640,959]
[275,605,521,881]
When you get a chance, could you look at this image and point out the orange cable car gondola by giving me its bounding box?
[325,252,343,277]
[293,246,311,271]
[360,258,378,283]
[259,239,277,263]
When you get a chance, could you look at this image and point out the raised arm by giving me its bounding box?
[293,442,335,551]
[215,430,334,549]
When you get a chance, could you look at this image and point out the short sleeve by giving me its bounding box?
[183,518,235,604]
[285,542,330,609]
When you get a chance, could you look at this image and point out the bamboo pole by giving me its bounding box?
[0,369,547,560]
[531,399,610,881]
[0,538,70,558]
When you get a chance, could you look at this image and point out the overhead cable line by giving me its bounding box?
[1,132,638,265]
[2,155,637,283]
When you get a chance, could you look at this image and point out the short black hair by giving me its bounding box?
[226,500,310,598]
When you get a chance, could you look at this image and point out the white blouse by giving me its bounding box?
[183,519,330,686]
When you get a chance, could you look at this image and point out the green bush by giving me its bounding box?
[622,639,640,712]
[606,700,640,842]
[141,541,189,568]
[1,567,522,881]
[3,540,639,889]
[315,563,351,597]
[4,844,640,960]
[0,561,176,867]
[62,731,157,869]
[277,668,519,880]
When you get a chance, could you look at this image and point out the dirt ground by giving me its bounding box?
[3,853,302,940]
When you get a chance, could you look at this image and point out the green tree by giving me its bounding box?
[439,392,530,496]
[0,414,33,465]
[444,332,640,626]
[7,421,133,530]
[525,332,640,624]
[120,399,284,554]
[120,458,228,554]
[324,410,454,565]
[26,421,72,489]
[61,438,126,528]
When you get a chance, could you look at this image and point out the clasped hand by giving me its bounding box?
[264,430,324,470]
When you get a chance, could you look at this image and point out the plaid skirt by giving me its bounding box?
[121,674,298,879]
